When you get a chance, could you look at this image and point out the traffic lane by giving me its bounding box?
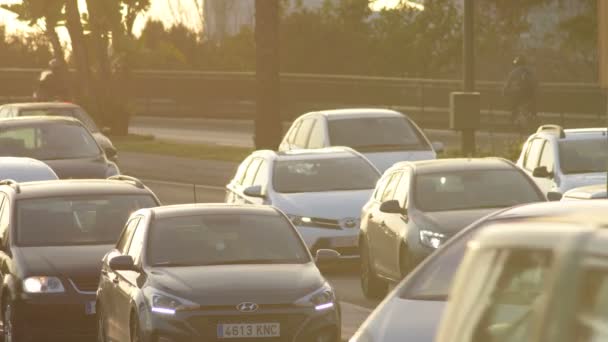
[142,179,380,310]
[130,116,521,152]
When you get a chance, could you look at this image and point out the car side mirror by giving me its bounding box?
[380,200,405,214]
[101,127,112,135]
[109,255,137,272]
[533,166,552,179]
[432,141,445,153]
[315,249,341,266]
[105,147,118,161]
[547,191,563,202]
[243,185,265,198]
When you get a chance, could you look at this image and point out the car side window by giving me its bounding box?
[252,160,269,187]
[538,141,555,173]
[307,119,325,149]
[393,169,411,208]
[127,219,147,265]
[116,217,140,254]
[286,121,302,145]
[373,175,391,202]
[233,158,252,186]
[524,139,545,171]
[242,158,262,187]
[294,119,314,148]
[381,172,402,203]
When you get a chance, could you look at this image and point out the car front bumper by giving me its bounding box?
[15,292,97,341]
[139,303,341,342]
[297,225,360,259]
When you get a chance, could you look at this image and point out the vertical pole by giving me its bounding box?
[599,0,608,196]
[462,0,476,155]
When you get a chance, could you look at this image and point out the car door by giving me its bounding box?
[382,168,412,279]
[292,118,315,150]
[115,216,147,342]
[536,140,557,194]
[371,171,402,276]
[104,217,139,341]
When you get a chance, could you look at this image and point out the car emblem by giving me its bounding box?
[343,218,358,228]
[236,302,259,313]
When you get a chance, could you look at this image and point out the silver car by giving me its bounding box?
[225,147,380,258]
[0,157,58,182]
[278,108,443,172]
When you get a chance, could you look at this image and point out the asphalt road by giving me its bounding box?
[130,116,522,153]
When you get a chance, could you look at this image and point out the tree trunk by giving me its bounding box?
[85,0,112,126]
[254,0,282,150]
[44,16,71,99]
[64,0,92,102]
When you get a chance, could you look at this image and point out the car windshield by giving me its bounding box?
[559,139,608,174]
[20,108,99,132]
[16,195,157,247]
[273,157,379,193]
[415,170,543,212]
[400,226,477,301]
[147,214,311,267]
[328,116,430,152]
[0,123,101,160]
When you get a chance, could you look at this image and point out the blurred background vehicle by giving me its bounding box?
[0,157,58,182]
[0,116,119,179]
[226,147,380,259]
[350,201,608,342]
[359,158,545,299]
[516,125,608,200]
[98,204,341,342]
[278,109,443,172]
[0,177,159,342]
[0,102,117,162]
[436,217,608,342]
[561,184,608,201]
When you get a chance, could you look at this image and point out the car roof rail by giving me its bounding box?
[107,175,145,189]
[536,125,566,138]
[0,179,20,193]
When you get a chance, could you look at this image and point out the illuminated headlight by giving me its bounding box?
[295,283,336,311]
[149,290,198,316]
[419,230,446,249]
[23,277,65,294]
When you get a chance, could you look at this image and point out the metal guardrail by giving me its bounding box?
[0,68,605,130]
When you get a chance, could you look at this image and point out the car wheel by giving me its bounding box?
[97,304,108,342]
[360,241,388,299]
[399,245,414,279]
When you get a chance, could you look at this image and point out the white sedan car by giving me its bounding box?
[225,147,381,258]
[0,157,58,182]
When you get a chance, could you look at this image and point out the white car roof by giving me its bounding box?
[563,184,608,200]
[0,157,58,182]
[534,127,608,141]
[303,108,405,121]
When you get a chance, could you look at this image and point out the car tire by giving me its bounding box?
[399,245,414,279]
[3,301,23,342]
[360,241,388,299]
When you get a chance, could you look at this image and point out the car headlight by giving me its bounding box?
[23,276,65,294]
[286,214,313,226]
[148,290,198,316]
[419,230,446,249]
[295,282,336,311]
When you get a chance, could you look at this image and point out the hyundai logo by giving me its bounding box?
[236,302,259,313]
[343,218,358,229]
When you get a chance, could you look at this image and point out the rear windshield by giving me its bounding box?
[415,169,543,212]
[16,195,158,246]
[559,139,608,175]
[19,108,99,132]
[273,157,380,193]
[328,116,430,152]
[147,214,311,267]
[0,123,101,160]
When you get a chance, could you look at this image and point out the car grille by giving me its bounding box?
[69,276,99,293]
[309,218,341,230]
[188,313,307,341]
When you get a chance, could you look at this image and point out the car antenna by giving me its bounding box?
[193,184,198,204]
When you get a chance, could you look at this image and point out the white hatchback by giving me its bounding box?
[278,109,443,172]
[225,147,381,259]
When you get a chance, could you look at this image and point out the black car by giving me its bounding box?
[97,204,341,342]
[0,116,119,179]
[0,177,160,341]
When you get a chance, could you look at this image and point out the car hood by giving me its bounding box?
[362,151,436,173]
[15,245,113,279]
[149,263,324,305]
[272,190,373,219]
[561,172,608,193]
[44,156,110,179]
[352,297,445,342]
[414,208,499,237]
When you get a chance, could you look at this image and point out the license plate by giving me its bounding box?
[217,323,280,338]
[331,235,357,248]
[85,301,96,315]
